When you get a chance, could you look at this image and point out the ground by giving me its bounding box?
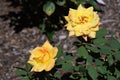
[0,0,120,80]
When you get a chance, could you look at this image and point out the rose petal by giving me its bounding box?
[45,59,56,71]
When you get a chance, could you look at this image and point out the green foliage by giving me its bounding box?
[61,62,73,72]
[43,1,55,16]
[78,46,88,58]
[56,45,63,58]
[56,0,66,6]
[54,27,120,80]
[96,27,108,38]
[84,28,120,80]
[54,71,61,79]
[87,65,98,80]
[114,51,120,61]
[21,77,30,80]
[89,0,101,10]
[16,63,33,80]
[97,66,107,74]
[16,68,27,76]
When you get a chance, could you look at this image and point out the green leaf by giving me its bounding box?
[89,0,100,11]
[79,65,86,72]
[76,0,86,5]
[39,22,46,33]
[93,38,106,45]
[95,59,104,66]
[97,66,107,74]
[56,45,63,58]
[99,46,112,54]
[85,45,100,53]
[114,52,120,61]
[107,38,120,50]
[46,31,54,42]
[87,66,98,80]
[56,0,66,6]
[64,55,73,62]
[96,27,107,38]
[56,58,64,65]
[21,77,30,80]
[86,55,93,65]
[62,62,73,72]
[114,68,120,78]
[78,46,88,58]
[74,66,80,71]
[25,63,32,72]
[107,75,116,80]
[70,74,79,80]
[107,54,114,66]
[80,77,88,80]
[16,69,27,76]
[54,71,61,79]
[74,65,85,73]
[43,1,55,16]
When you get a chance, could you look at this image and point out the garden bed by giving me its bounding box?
[0,0,120,80]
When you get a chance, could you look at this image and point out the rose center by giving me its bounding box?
[78,16,88,24]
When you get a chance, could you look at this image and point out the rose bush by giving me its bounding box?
[28,40,58,72]
[65,4,100,38]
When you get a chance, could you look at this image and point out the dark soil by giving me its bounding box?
[0,0,120,80]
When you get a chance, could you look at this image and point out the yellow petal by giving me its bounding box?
[43,53,50,62]
[29,47,43,58]
[66,23,73,30]
[69,31,74,36]
[31,63,46,72]
[89,31,96,38]
[28,60,36,66]
[45,59,55,71]
[51,47,58,58]
[75,31,82,36]
[69,8,76,14]
[86,7,93,13]
[91,26,99,31]
[77,4,86,11]
[82,30,89,35]
[64,16,69,21]
[42,40,53,50]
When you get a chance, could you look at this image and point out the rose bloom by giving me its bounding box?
[28,40,58,72]
[65,4,100,38]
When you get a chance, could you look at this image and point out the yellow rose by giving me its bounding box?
[28,40,58,72]
[65,4,100,38]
